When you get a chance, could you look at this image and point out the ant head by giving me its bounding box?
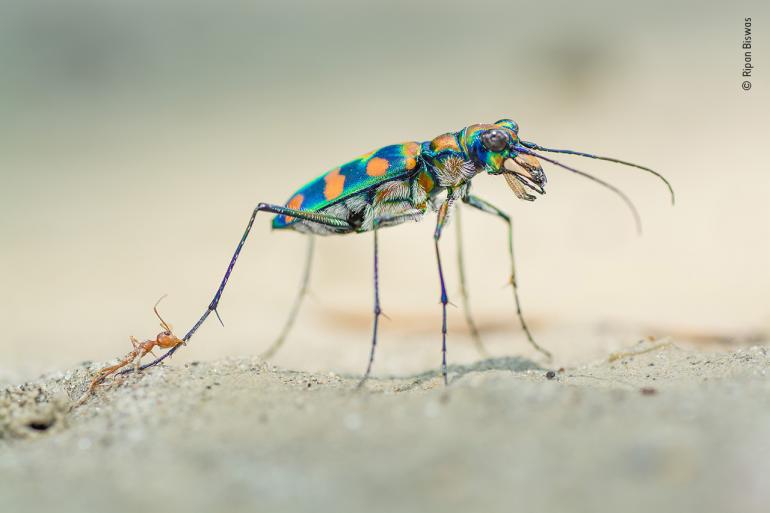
[153,295,185,349]
[156,330,184,349]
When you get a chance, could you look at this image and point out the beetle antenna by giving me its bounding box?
[517,147,643,235]
[153,294,172,332]
[520,141,675,205]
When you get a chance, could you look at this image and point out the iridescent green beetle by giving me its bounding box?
[139,119,674,386]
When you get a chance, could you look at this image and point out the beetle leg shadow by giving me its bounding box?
[351,355,544,393]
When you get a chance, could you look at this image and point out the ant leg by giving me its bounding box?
[91,357,131,390]
[462,195,552,360]
[130,336,141,349]
[260,236,315,360]
[125,204,351,374]
[132,344,151,371]
[434,201,453,386]
[454,206,489,358]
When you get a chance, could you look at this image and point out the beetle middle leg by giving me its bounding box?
[357,224,383,388]
[462,194,552,360]
[454,206,489,358]
[357,213,422,388]
[434,200,453,385]
[260,236,315,360]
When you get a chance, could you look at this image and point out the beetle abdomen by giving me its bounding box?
[272,142,423,230]
[289,172,433,236]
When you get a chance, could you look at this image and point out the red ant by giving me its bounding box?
[75,296,184,406]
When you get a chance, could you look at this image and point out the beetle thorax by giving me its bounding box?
[433,155,477,187]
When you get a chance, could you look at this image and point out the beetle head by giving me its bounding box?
[461,119,547,201]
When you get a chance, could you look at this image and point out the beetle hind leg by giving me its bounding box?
[125,203,352,373]
[260,236,315,360]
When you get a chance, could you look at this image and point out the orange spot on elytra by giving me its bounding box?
[366,157,390,177]
[284,194,304,223]
[404,142,420,170]
[323,168,345,201]
[405,142,421,156]
[288,194,304,209]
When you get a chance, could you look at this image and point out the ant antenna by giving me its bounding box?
[153,294,173,333]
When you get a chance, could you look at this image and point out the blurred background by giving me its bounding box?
[1,0,768,382]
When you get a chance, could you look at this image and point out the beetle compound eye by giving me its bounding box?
[481,129,508,152]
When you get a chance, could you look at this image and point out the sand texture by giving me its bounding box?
[2,342,770,513]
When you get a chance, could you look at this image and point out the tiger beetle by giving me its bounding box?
[129,119,674,386]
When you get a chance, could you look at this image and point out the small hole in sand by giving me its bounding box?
[27,419,55,431]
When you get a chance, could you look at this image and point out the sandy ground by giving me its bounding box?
[2,338,770,513]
